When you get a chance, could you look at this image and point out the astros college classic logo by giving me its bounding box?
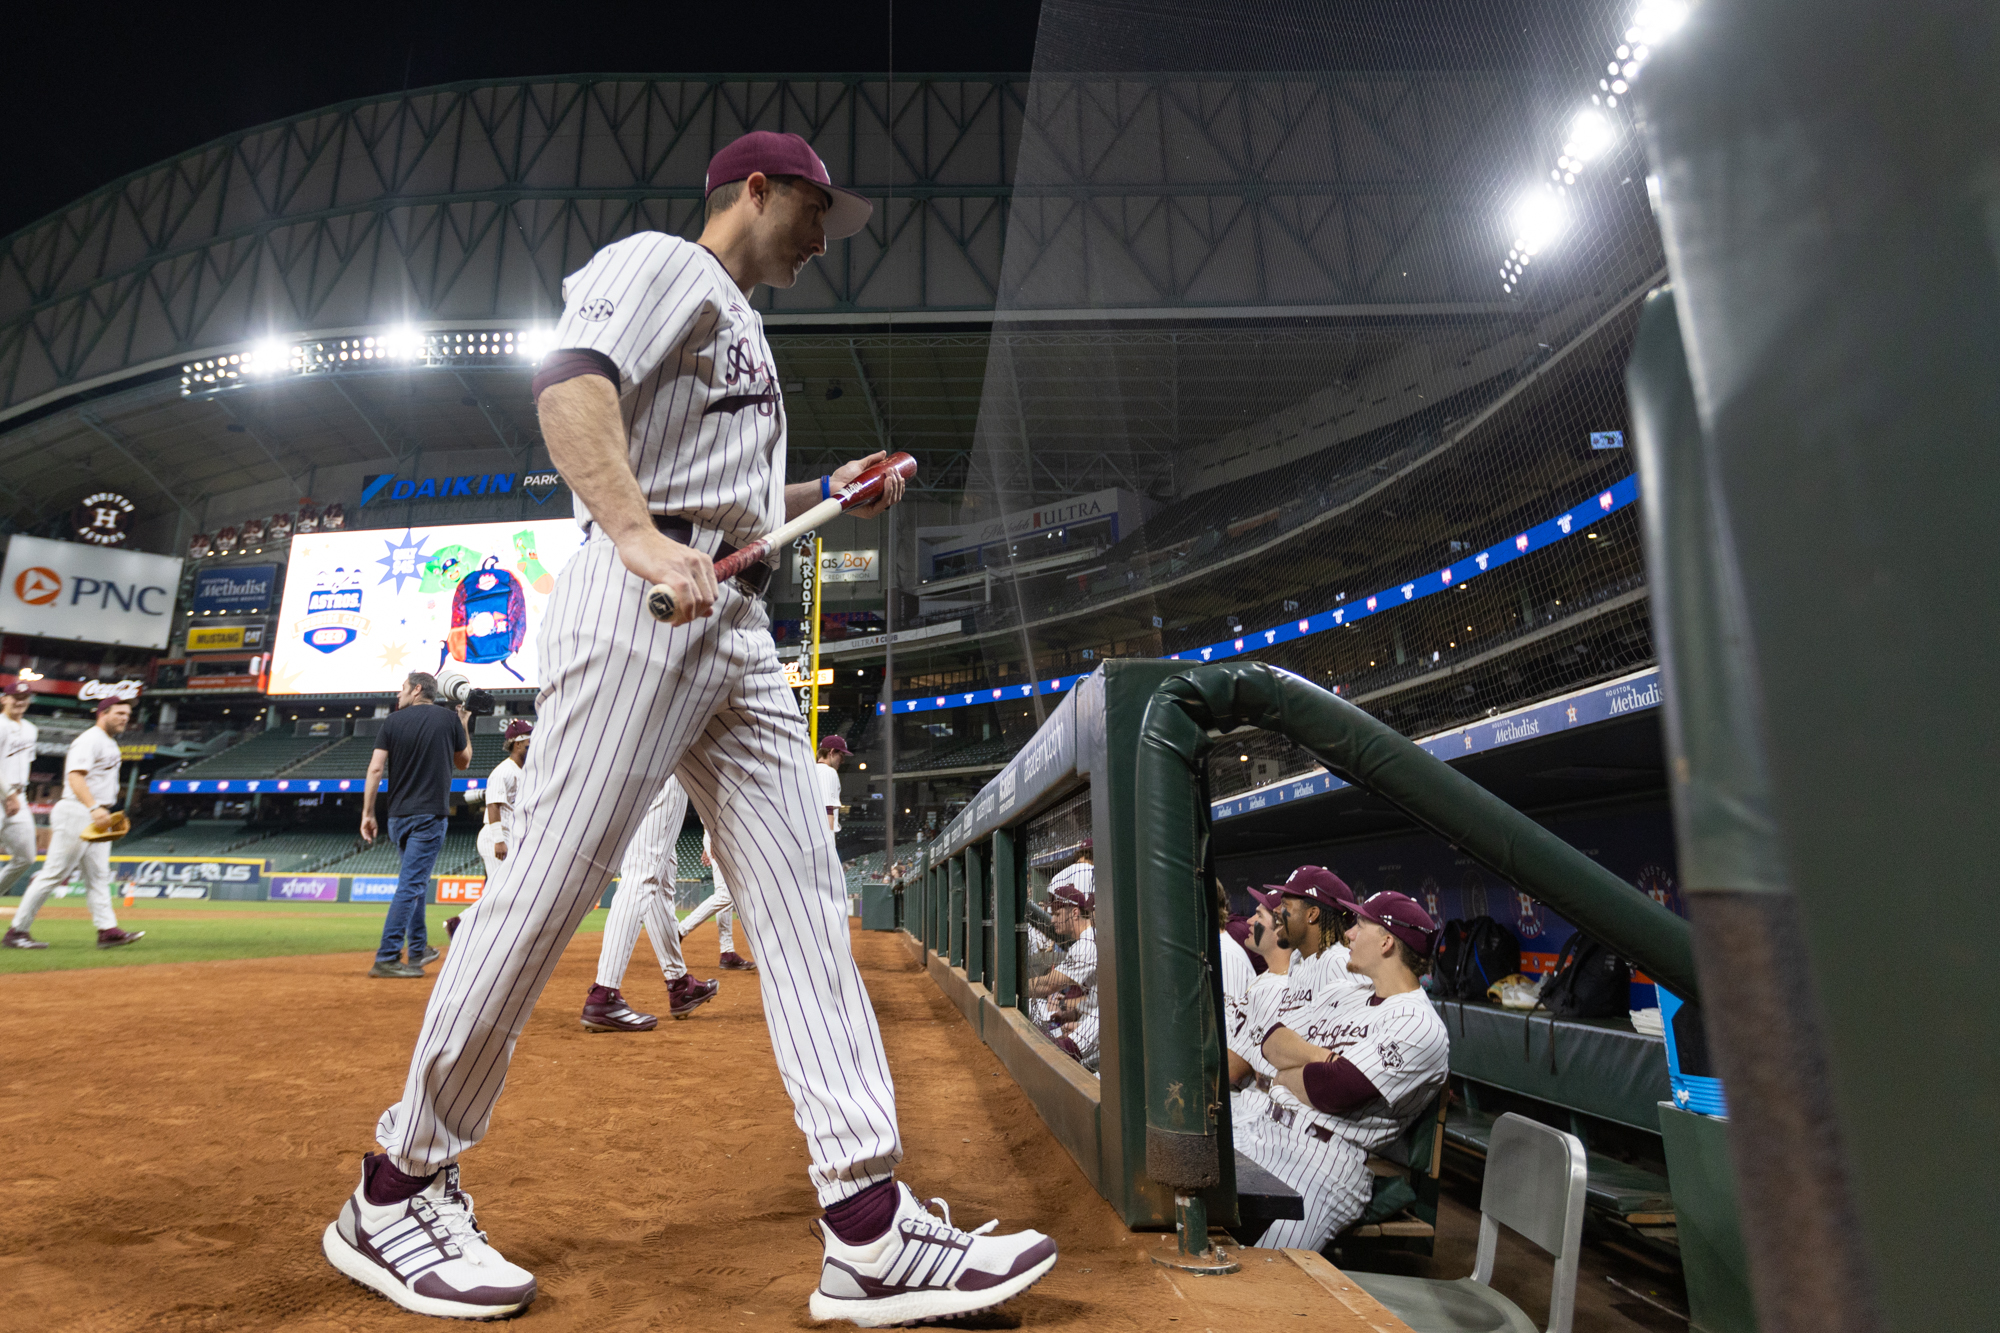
[13,567,60,605]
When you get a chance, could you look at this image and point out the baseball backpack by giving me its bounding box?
[445,557,527,679]
[1538,932,1633,1019]
[1435,916,1522,1002]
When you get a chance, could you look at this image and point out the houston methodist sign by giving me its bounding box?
[0,535,184,649]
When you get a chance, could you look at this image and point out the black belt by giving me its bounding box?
[1269,1101,1336,1144]
[653,516,772,597]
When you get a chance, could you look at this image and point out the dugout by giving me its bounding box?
[903,655,1702,1244]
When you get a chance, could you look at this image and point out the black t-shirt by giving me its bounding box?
[375,702,467,821]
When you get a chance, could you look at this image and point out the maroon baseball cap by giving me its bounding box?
[1248,865,1356,915]
[706,131,873,240]
[4,681,32,697]
[819,734,851,755]
[502,719,533,743]
[1350,891,1439,958]
[96,693,135,715]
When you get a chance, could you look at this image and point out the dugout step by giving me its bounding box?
[1445,1106,1675,1225]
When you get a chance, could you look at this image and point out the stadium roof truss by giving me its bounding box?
[0,72,1546,533]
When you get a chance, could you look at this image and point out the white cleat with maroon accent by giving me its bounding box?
[809,1183,1057,1327]
[322,1155,537,1320]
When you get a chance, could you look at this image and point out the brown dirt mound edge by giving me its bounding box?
[0,920,1397,1332]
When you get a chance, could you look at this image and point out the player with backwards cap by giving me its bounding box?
[321,130,1055,1325]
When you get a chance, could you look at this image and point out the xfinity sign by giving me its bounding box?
[0,535,183,648]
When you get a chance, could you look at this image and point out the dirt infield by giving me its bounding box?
[0,916,1389,1332]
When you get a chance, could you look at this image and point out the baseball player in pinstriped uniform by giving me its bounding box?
[1225,899,1294,1126]
[322,130,1055,1326]
[0,683,40,903]
[580,774,718,1031]
[4,698,144,950]
[442,719,531,946]
[676,824,756,969]
[1243,887,1449,1251]
[475,720,531,882]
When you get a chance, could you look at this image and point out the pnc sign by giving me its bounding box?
[0,535,184,650]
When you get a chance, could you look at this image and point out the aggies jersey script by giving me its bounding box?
[1268,987,1450,1150]
[551,233,786,548]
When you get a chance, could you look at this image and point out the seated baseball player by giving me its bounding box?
[1224,897,1294,1125]
[1025,878,1097,1065]
[1245,890,1450,1251]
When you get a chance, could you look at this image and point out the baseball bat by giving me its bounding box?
[646,452,917,622]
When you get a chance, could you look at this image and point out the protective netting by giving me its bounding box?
[888,0,1675,810]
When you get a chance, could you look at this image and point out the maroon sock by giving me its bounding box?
[823,1177,899,1245]
[363,1152,437,1206]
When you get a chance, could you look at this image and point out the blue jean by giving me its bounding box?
[377,814,446,965]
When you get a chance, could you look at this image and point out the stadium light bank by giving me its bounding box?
[1501,0,1692,293]
[180,325,558,393]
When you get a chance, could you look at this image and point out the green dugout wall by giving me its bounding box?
[906,657,1697,1228]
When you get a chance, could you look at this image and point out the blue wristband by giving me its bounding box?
[821,475,832,500]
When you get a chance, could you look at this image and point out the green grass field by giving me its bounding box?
[0,898,613,974]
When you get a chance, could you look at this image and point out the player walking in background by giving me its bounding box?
[581,775,718,1031]
[444,718,533,943]
[0,683,41,902]
[475,720,531,882]
[817,734,849,832]
[324,131,1054,1325]
[677,826,755,969]
[1245,889,1449,1251]
[4,698,143,951]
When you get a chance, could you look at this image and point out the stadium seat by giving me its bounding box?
[1349,1112,1588,1333]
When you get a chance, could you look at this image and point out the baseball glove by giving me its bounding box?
[80,812,131,843]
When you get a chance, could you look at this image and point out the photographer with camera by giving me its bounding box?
[361,671,471,978]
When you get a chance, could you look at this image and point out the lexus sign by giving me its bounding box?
[0,535,184,649]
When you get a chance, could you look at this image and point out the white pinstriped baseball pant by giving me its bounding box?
[377,534,902,1205]
[0,804,38,899]
[1238,1103,1372,1249]
[594,776,691,988]
[679,875,737,956]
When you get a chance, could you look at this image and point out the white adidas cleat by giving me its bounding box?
[809,1182,1057,1327]
[322,1154,537,1320]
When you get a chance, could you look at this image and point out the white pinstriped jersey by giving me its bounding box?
[0,716,34,793]
[1266,988,1450,1150]
[549,233,786,549]
[484,757,523,845]
[60,727,122,809]
[1242,943,1373,1053]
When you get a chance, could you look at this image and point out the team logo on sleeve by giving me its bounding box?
[1379,1041,1406,1069]
[579,298,616,321]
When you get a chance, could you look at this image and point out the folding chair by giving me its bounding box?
[1347,1112,1588,1333]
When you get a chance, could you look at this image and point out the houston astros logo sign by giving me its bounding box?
[13,567,60,605]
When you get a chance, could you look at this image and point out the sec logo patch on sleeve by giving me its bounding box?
[580,298,616,320]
